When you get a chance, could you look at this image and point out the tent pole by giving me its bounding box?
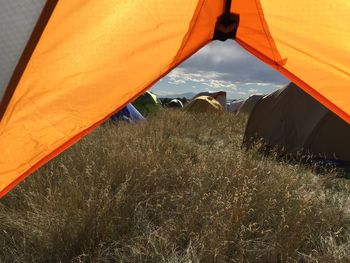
[224,0,232,16]
[213,0,239,41]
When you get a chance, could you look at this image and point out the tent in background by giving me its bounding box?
[111,104,145,123]
[244,83,350,163]
[238,95,264,115]
[184,96,224,114]
[193,91,227,109]
[0,0,350,197]
[166,99,184,109]
[227,100,244,113]
[132,91,161,116]
[159,97,188,107]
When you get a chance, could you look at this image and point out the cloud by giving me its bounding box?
[181,41,289,84]
[203,80,237,90]
[248,89,259,93]
[169,68,225,83]
[152,42,288,99]
[194,41,247,65]
[168,68,237,90]
[168,78,186,85]
[256,83,272,86]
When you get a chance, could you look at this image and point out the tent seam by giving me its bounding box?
[171,0,207,67]
[253,0,278,63]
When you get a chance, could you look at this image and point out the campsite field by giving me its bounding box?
[1,110,350,262]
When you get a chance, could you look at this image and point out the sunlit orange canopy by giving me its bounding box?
[234,0,350,122]
[0,0,349,197]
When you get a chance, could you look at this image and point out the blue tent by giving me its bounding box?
[111,103,145,123]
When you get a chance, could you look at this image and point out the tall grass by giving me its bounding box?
[1,110,350,262]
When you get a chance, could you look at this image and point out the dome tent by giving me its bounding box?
[111,103,145,123]
[184,96,224,114]
[132,91,161,116]
[166,99,184,109]
[244,83,350,163]
[227,100,244,113]
[0,0,350,196]
[192,91,227,109]
[238,94,264,115]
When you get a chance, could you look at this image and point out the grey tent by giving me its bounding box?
[244,82,350,163]
[227,99,244,113]
[238,94,264,114]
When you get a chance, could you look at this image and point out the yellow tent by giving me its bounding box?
[0,0,349,197]
[184,96,224,113]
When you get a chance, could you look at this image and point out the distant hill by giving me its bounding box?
[156,92,196,99]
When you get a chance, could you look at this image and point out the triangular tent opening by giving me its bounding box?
[0,0,349,197]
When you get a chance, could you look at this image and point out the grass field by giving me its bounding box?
[1,110,350,262]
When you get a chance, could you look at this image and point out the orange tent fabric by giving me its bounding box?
[234,0,350,121]
[0,0,349,197]
[0,0,223,197]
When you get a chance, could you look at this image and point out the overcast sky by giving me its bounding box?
[151,40,289,99]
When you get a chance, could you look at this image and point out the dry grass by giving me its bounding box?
[1,110,350,262]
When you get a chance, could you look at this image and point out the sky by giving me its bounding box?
[151,40,289,100]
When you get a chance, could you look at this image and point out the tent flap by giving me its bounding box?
[234,0,350,124]
[0,0,223,197]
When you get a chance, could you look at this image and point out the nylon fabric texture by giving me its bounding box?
[0,0,224,197]
[234,0,350,122]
